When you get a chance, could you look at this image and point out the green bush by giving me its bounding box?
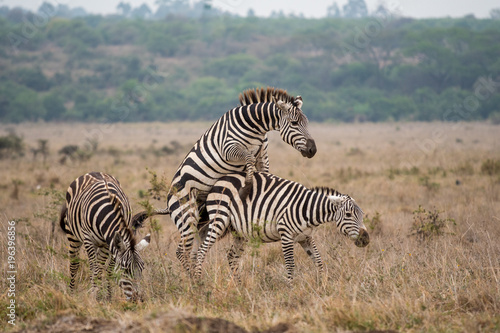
[0,132,24,159]
[409,205,455,241]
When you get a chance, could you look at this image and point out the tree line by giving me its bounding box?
[1,4,500,123]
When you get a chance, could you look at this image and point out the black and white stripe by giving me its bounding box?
[59,172,150,301]
[167,87,317,273]
[194,172,369,282]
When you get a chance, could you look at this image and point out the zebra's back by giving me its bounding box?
[62,172,132,244]
[206,172,314,242]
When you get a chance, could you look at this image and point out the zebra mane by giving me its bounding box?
[312,187,363,213]
[239,87,299,106]
[310,186,347,198]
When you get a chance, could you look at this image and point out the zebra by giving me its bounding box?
[193,172,369,282]
[59,172,150,301]
[166,87,317,273]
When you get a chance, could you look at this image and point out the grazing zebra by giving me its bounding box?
[167,87,317,273]
[193,172,369,282]
[59,172,150,301]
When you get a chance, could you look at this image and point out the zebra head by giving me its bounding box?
[276,98,317,158]
[112,231,150,300]
[328,194,370,248]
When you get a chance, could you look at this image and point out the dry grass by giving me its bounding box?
[0,122,499,332]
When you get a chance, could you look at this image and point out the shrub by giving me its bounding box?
[58,145,93,164]
[11,179,23,200]
[454,162,474,176]
[480,159,500,176]
[409,205,455,241]
[418,175,440,192]
[34,188,66,239]
[31,139,50,163]
[363,211,382,235]
[0,132,24,159]
[146,169,169,201]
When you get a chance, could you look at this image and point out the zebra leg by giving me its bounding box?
[194,215,229,280]
[173,195,200,274]
[298,236,324,273]
[68,236,83,293]
[176,227,197,274]
[238,150,257,200]
[255,135,270,173]
[190,219,209,265]
[227,236,245,283]
[83,240,101,299]
[279,233,296,283]
[99,247,113,301]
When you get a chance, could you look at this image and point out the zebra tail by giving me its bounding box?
[59,204,69,234]
[131,208,170,231]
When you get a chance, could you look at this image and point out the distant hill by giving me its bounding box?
[1,3,500,123]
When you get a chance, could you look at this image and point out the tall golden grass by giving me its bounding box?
[0,122,499,332]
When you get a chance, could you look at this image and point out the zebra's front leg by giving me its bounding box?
[255,136,270,173]
[279,233,296,284]
[84,240,101,299]
[238,154,256,200]
[226,144,258,200]
[298,236,324,273]
[227,236,245,283]
[100,248,113,301]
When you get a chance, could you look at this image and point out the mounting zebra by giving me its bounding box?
[193,172,369,283]
[166,87,317,274]
[59,172,150,301]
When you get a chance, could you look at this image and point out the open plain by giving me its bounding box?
[1,121,499,332]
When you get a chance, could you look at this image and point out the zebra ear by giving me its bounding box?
[135,234,150,252]
[293,96,303,109]
[328,195,344,208]
[276,100,291,113]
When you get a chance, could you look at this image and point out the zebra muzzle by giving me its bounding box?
[300,139,317,158]
[354,228,370,247]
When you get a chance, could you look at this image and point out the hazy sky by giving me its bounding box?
[1,0,498,18]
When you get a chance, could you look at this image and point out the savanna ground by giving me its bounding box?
[1,121,499,333]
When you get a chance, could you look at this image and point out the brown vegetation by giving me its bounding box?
[0,122,499,332]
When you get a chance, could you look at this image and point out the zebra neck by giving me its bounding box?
[240,102,280,133]
[309,194,337,226]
